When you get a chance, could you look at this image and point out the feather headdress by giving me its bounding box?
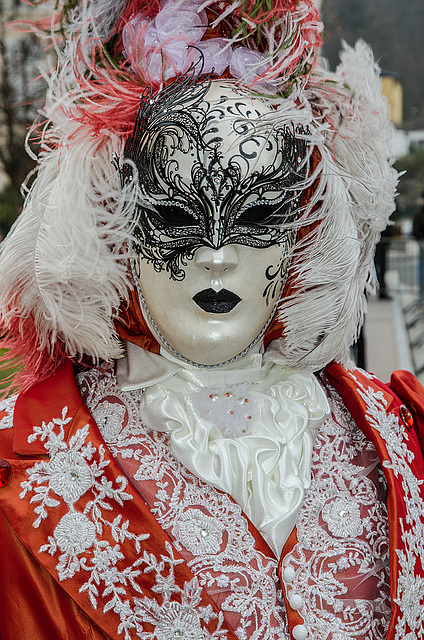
[0,0,397,391]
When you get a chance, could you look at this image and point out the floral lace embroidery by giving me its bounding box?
[0,394,16,430]
[172,509,225,555]
[135,574,227,640]
[77,367,394,640]
[281,381,391,640]
[78,367,290,640]
[321,495,363,538]
[19,405,228,640]
[349,371,424,639]
[94,399,126,441]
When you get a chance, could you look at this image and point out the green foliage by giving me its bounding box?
[0,349,18,397]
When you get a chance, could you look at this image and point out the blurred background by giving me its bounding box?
[0,0,423,383]
[320,0,424,383]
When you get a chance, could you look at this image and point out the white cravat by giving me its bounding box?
[117,342,330,556]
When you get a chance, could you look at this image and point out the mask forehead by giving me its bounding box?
[170,82,286,183]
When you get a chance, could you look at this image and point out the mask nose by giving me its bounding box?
[195,246,239,291]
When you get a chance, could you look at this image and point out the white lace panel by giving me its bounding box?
[78,368,290,640]
[281,379,391,640]
[77,368,390,640]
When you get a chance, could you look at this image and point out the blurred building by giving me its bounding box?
[381,69,424,159]
[381,70,403,128]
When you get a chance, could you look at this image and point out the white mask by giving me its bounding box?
[126,80,307,365]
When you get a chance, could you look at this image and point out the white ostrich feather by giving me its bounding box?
[268,40,398,370]
[0,133,139,361]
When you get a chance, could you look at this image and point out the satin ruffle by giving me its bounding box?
[122,346,330,556]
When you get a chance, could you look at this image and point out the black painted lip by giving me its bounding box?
[193,288,242,314]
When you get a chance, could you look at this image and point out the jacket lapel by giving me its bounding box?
[1,361,239,640]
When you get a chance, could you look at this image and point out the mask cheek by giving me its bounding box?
[261,235,295,305]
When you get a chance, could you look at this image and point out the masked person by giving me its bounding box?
[0,2,423,639]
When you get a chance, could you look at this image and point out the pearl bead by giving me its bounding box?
[283,566,296,583]
[289,594,304,610]
[292,624,308,640]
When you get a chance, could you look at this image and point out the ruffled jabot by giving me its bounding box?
[117,343,330,556]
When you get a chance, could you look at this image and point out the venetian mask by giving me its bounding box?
[124,79,308,366]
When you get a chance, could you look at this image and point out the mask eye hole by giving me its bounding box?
[237,203,280,226]
[151,203,197,227]
[236,195,302,227]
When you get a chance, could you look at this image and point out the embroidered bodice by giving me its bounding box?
[74,366,390,640]
[283,376,390,639]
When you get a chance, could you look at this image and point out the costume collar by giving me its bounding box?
[116,339,265,391]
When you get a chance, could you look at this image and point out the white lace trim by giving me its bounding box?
[0,394,16,430]
[349,371,424,638]
[281,380,391,640]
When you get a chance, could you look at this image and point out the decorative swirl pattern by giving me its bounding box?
[123,75,308,280]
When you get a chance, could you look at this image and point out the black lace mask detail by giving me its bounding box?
[123,71,309,280]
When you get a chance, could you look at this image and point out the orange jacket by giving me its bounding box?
[0,360,423,639]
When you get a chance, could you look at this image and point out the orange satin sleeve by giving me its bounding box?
[0,363,241,640]
[0,508,110,640]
